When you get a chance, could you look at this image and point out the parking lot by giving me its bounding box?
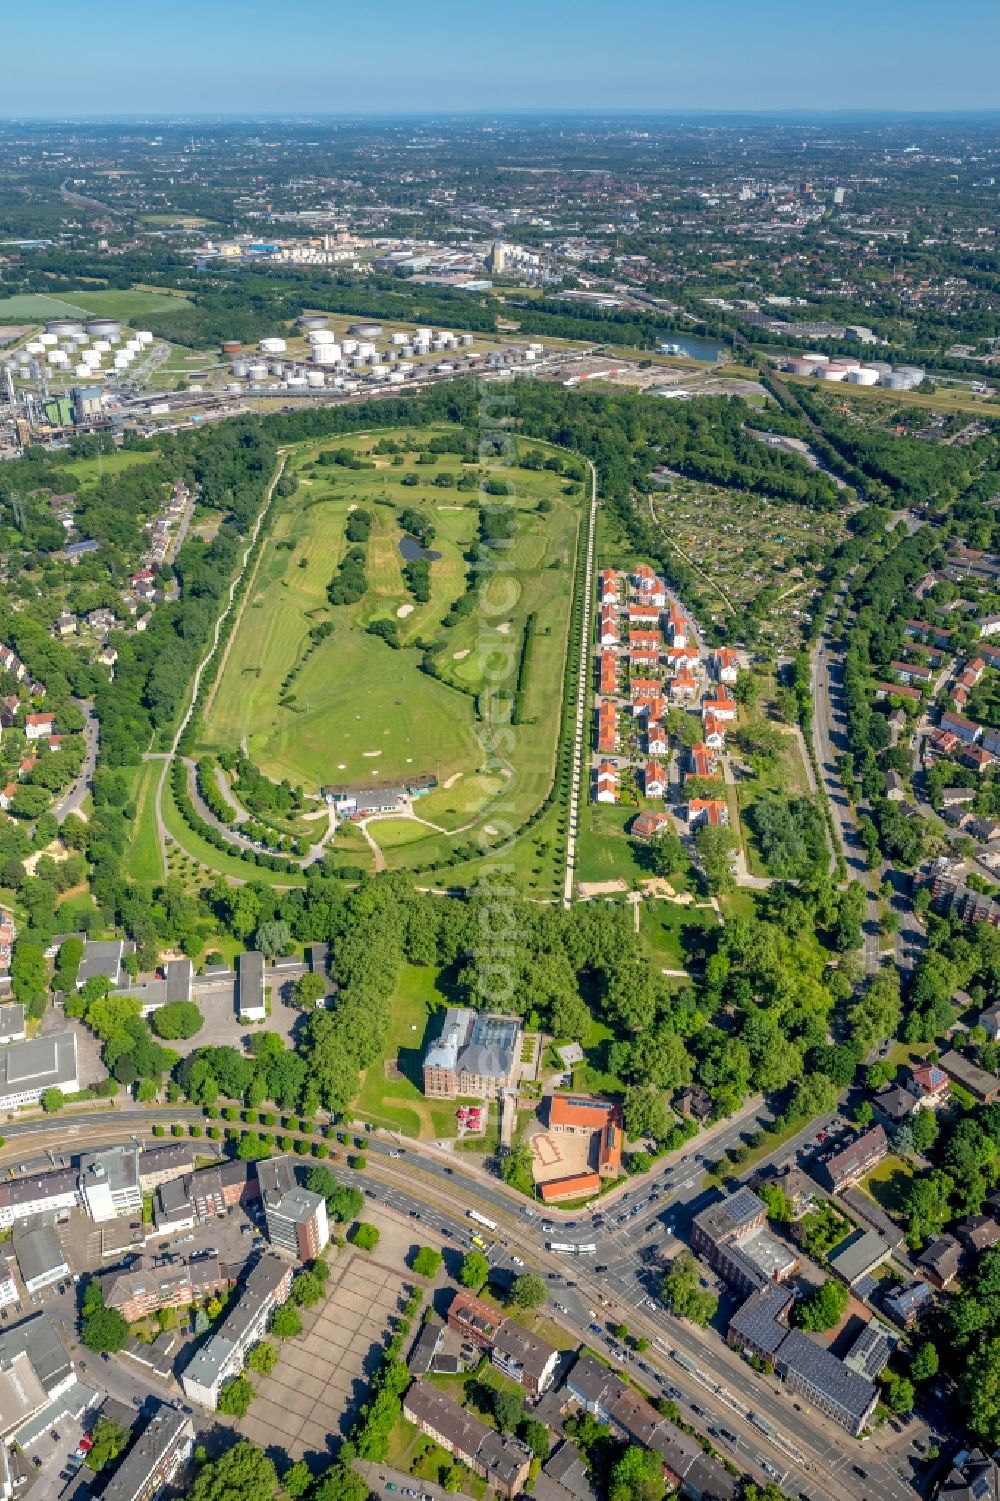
[238,1250,411,1463]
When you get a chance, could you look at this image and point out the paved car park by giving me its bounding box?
[239,1251,411,1461]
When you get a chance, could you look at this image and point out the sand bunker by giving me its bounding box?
[396,603,415,618]
[363,750,382,758]
[442,771,463,789]
[453,648,471,660]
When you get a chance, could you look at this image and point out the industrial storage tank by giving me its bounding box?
[847,367,879,386]
[800,352,829,366]
[136,330,154,345]
[82,350,101,366]
[388,370,405,385]
[48,349,69,366]
[298,314,327,331]
[269,361,285,376]
[340,338,358,356]
[461,334,475,347]
[286,375,308,390]
[70,331,90,346]
[25,340,44,355]
[312,345,341,366]
[246,363,268,380]
[231,361,248,378]
[306,370,326,388]
[38,332,58,347]
[92,341,111,354]
[308,329,336,346]
[260,337,287,354]
[45,318,83,336]
[74,363,92,378]
[222,340,242,356]
[86,318,121,339]
[390,331,408,346]
[347,322,382,339]
[125,339,141,353]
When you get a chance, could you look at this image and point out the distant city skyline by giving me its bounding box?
[3,0,996,117]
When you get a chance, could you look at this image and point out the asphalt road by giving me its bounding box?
[54,700,98,824]
[0,1109,941,1501]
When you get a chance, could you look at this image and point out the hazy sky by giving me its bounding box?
[4,0,996,116]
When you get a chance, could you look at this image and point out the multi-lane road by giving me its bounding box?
[0,1106,939,1501]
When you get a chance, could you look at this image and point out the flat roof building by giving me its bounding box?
[0,1033,78,1111]
[237,951,266,1020]
[79,1146,142,1223]
[97,1403,193,1501]
[257,1157,328,1262]
[181,1253,293,1408]
[13,1223,70,1295]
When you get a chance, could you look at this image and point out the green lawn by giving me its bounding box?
[575,802,649,886]
[0,287,190,323]
[862,1155,915,1218]
[571,1018,625,1096]
[196,428,583,874]
[353,963,453,1138]
[58,450,162,485]
[638,900,719,971]
[125,761,165,884]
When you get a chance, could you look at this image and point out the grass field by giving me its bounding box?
[353,963,463,1138]
[125,762,165,884]
[195,427,584,873]
[0,287,189,324]
[58,449,162,485]
[639,899,719,971]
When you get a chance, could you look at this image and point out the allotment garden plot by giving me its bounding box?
[196,427,584,869]
[648,477,847,650]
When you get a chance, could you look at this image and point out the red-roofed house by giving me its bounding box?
[597,703,617,755]
[644,762,666,798]
[703,714,727,750]
[665,646,699,672]
[689,743,719,779]
[600,570,619,606]
[630,679,661,708]
[599,611,619,648]
[630,631,662,653]
[634,564,656,591]
[628,606,661,627]
[599,652,617,696]
[891,661,933,687]
[702,692,738,723]
[595,762,618,804]
[24,712,55,741]
[876,682,922,703]
[714,648,739,684]
[941,711,981,744]
[962,745,996,775]
[0,783,16,811]
[629,648,661,669]
[669,670,698,702]
[668,602,688,647]
[646,722,667,756]
[688,798,729,829]
[632,811,669,841]
[907,1063,950,1110]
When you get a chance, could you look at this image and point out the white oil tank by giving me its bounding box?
[308,329,336,345]
[92,340,111,354]
[307,370,326,388]
[49,350,69,366]
[286,375,308,389]
[260,337,287,354]
[74,363,92,378]
[341,338,358,356]
[38,333,58,347]
[388,370,405,385]
[847,367,879,386]
[390,331,408,345]
[247,363,268,380]
[136,330,154,345]
[312,345,340,366]
[25,340,44,355]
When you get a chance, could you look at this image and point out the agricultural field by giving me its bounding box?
[647,476,848,651]
[195,427,584,874]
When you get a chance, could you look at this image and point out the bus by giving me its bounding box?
[467,1209,498,1231]
[670,1349,699,1375]
[548,1242,598,1255]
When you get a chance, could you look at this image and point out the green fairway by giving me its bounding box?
[196,427,584,871]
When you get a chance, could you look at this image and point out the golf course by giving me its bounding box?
[194,426,586,869]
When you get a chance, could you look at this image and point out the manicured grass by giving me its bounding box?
[572,1018,625,1096]
[862,1155,914,1218]
[197,428,583,874]
[639,900,719,971]
[0,287,190,323]
[125,761,165,884]
[353,963,452,1138]
[575,802,649,885]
